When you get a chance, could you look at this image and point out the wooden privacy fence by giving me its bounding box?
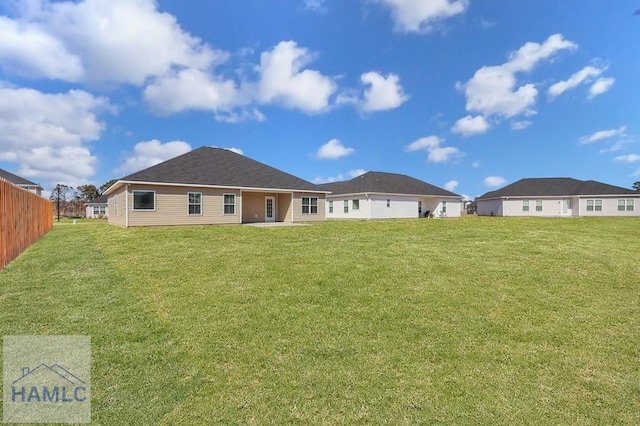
[0,179,53,270]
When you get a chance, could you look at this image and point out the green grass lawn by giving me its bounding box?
[1,217,639,424]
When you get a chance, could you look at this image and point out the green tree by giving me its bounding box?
[77,184,99,202]
[99,179,118,194]
[633,181,640,191]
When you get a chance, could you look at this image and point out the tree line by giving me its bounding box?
[49,179,117,218]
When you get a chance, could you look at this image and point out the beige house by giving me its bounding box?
[104,147,328,227]
[319,171,463,219]
[0,168,43,196]
[476,177,640,217]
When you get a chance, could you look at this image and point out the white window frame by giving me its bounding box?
[627,199,634,211]
[328,200,333,214]
[352,199,359,211]
[535,200,543,212]
[618,199,626,212]
[188,192,202,216]
[386,199,391,208]
[302,196,318,215]
[522,200,529,212]
[93,206,100,215]
[343,200,349,213]
[132,190,156,211]
[223,193,236,215]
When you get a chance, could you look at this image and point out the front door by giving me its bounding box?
[561,199,570,216]
[265,197,275,222]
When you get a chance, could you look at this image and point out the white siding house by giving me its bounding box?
[321,172,462,220]
[85,194,109,218]
[476,178,640,217]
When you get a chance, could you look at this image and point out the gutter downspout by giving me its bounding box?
[125,184,130,228]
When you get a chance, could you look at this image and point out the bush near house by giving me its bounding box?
[0,218,638,424]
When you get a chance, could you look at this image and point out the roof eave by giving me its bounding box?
[104,180,330,194]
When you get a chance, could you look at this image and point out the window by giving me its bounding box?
[113,196,118,215]
[536,200,543,212]
[442,201,447,213]
[93,206,100,215]
[522,200,529,212]
[587,199,603,212]
[328,200,333,214]
[352,200,359,210]
[343,200,349,213]
[100,206,106,215]
[619,199,635,211]
[386,199,391,208]
[302,196,318,214]
[188,192,202,215]
[224,194,235,215]
[133,191,155,210]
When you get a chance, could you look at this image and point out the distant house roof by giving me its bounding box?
[318,171,461,198]
[478,178,638,200]
[105,147,324,194]
[0,167,41,187]
[86,194,108,204]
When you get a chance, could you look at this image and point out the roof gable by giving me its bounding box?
[318,171,461,197]
[0,168,40,187]
[478,178,638,199]
[117,147,321,192]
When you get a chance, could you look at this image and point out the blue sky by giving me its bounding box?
[1,0,639,199]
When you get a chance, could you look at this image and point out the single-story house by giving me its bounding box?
[0,167,43,196]
[476,177,640,217]
[103,147,329,227]
[85,194,108,218]
[318,171,463,219]
[466,201,477,215]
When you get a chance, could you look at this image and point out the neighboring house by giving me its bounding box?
[85,194,108,218]
[466,201,477,215]
[318,171,463,219]
[0,167,43,196]
[476,177,640,217]
[103,147,328,227]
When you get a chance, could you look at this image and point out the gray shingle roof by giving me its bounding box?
[0,168,40,186]
[318,171,461,197]
[118,147,322,192]
[86,194,108,204]
[478,177,638,199]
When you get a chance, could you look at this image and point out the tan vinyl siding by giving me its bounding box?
[107,188,126,226]
[126,185,242,227]
[242,192,278,223]
[278,193,293,222]
[292,192,326,222]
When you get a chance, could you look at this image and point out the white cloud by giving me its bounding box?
[144,68,247,115]
[257,41,336,113]
[316,138,355,160]
[377,0,469,33]
[360,72,408,112]
[511,120,532,130]
[484,176,506,187]
[452,115,490,136]
[456,34,577,133]
[547,65,605,99]
[579,126,627,144]
[0,86,111,187]
[588,77,615,99]
[0,0,216,85]
[226,147,244,155]
[304,0,326,12]
[444,180,458,191]
[313,168,366,184]
[405,136,463,163]
[117,139,192,174]
[472,161,480,168]
[614,154,640,163]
